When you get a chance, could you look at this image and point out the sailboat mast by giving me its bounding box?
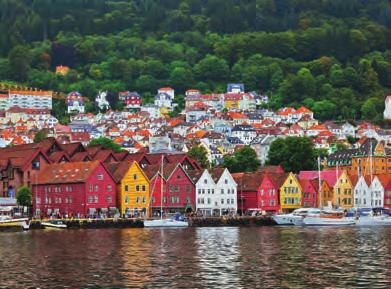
[160,155,163,219]
[318,156,322,209]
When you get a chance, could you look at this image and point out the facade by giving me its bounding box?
[32,161,116,217]
[259,173,287,214]
[279,173,302,212]
[211,168,237,215]
[353,176,371,209]
[106,161,150,217]
[66,91,85,114]
[369,176,384,208]
[231,125,257,145]
[147,163,195,214]
[119,91,142,109]
[233,172,263,215]
[299,178,318,208]
[333,171,353,209]
[8,90,52,109]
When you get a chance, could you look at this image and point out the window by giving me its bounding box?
[69,197,72,203]
[204,179,207,184]
[97,174,103,180]
[124,185,129,192]
[125,196,129,204]
[133,174,137,180]
[186,185,190,193]
[225,179,228,184]
[107,196,112,203]
[163,197,167,203]
[208,189,210,194]
[198,189,201,195]
[186,197,191,204]
[88,196,93,203]
[221,189,224,194]
[107,185,112,192]
[177,175,181,180]
[142,185,146,192]
[94,196,98,203]
[32,158,40,170]
[136,196,140,204]
[142,196,146,203]
[202,189,205,194]
[136,185,140,192]
[221,199,224,204]
[94,185,99,192]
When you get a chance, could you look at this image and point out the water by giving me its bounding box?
[0,227,390,289]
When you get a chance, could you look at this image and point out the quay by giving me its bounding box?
[22,216,276,230]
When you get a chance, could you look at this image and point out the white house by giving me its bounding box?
[211,168,237,215]
[231,125,257,145]
[369,176,384,208]
[354,176,371,209]
[66,91,85,114]
[192,168,237,216]
[354,176,385,209]
[95,91,110,111]
[384,95,391,120]
[341,122,356,137]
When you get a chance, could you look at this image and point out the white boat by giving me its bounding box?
[41,220,67,229]
[303,210,355,226]
[144,216,189,228]
[272,208,314,225]
[354,209,391,226]
[0,216,29,228]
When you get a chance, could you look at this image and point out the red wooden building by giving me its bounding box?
[32,161,116,217]
[299,178,319,208]
[144,163,195,215]
[232,172,264,215]
[259,173,287,214]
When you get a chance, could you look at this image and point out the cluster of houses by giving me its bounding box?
[1,85,390,169]
[0,137,390,219]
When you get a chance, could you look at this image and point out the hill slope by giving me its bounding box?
[0,0,390,121]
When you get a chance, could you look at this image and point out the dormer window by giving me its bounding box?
[204,179,207,184]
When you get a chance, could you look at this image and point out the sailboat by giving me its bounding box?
[144,156,189,228]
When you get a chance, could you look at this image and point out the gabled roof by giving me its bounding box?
[35,161,101,185]
[208,167,225,183]
[299,170,343,188]
[59,142,86,157]
[232,172,265,191]
[71,151,92,162]
[104,161,140,183]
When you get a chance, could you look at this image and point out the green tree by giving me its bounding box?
[16,186,32,208]
[33,129,48,143]
[223,146,260,173]
[194,54,229,82]
[267,137,316,173]
[88,137,123,153]
[188,145,210,169]
[8,45,32,81]
[361,97,383,120]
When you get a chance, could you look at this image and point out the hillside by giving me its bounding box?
[0,0,390,122]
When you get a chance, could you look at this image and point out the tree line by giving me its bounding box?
[0,0,390,122]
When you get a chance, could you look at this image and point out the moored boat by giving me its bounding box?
[303,210,355,226]
[41,220,67,229]
[144,213,189,228]
[354,209,391,226]
[272,208,313,225]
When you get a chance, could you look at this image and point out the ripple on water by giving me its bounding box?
[0,227,390,288]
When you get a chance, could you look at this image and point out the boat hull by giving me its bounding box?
[144,219,189,228]
[303,217,355,226]
[356,216,391,226]
[41,222,67,229]
[272,214,302,225]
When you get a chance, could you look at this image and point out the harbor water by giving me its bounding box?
[0,227,390,288]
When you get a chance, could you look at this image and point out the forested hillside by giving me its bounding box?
[1,0,391,121]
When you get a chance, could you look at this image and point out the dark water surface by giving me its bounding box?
[0,227,390,289]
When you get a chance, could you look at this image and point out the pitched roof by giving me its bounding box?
[35,161,101,185]
[232,172,265,191]
[208,167,225,183]
[299,170,343,187]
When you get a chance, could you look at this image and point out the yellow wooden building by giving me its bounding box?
[332,170,353,209]
[106,161,150,217]
[279,173,302,212]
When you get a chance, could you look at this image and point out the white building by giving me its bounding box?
[154,87,174,108]
[384,95,391,120]
[354,176,385,209]
[369,176,384,208]
[354,176,371,209]
[66,91,85,114]
[192,168,237,216]
[95,91,110,111]
[231,125,257,145]
[8,90,52,109]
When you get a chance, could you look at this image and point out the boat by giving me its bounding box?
[21,220,31,231]
[0,216,29,227]
[303,210,355,226]
[41,220,67,229]
[272,208,314,225]
[354,208,391,226]
[144,213,189,228]
[143,156,188,228]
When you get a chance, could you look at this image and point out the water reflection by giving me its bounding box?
[0,227,390,288]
